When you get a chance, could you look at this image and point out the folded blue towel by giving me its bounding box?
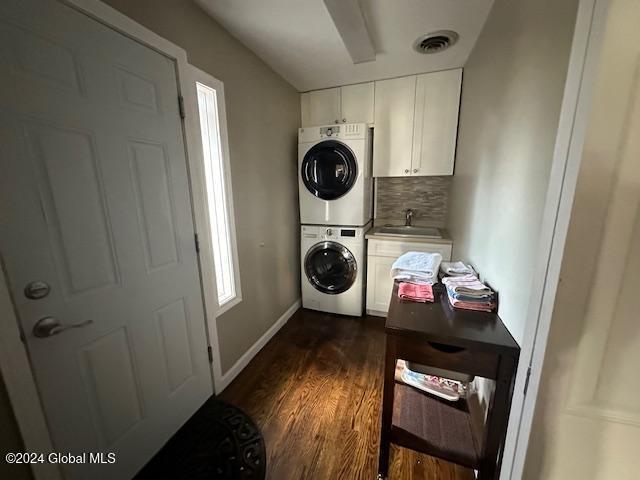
[446,285,495,302]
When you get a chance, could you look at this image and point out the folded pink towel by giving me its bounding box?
[398,282,434,303]
[451,300,496,313]
[449,297,496,312]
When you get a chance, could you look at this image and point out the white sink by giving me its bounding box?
[378,225,442,239]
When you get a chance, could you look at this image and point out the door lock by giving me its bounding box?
[24,281,51,300]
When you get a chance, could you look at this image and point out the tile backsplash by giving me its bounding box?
[375,176,451,227]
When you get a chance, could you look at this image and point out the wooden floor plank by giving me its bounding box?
[221,309,475,480]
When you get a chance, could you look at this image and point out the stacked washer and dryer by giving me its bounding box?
[298,123,373,316]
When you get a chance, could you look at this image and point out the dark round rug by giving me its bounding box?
[135,397,266,480]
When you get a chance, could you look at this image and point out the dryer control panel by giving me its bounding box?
[301,225,364,241]
[298,123,367,142]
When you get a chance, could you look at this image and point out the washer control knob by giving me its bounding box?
[326,228,333,236]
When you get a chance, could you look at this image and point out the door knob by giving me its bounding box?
[33,316,93,338]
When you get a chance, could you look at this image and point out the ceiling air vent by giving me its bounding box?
[413,31,459,54]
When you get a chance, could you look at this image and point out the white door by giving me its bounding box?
[306,87,341,126]
[365,255,396,314]
[341,82,374,124]
[372,76,416,177]
[525,0,640,478]
[411,69,461,176]
[0,1,212,479]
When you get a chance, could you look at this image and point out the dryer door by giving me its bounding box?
[304,241,357,294]
[301,140,357,200]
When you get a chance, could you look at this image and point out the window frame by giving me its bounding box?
[190,67,242,316]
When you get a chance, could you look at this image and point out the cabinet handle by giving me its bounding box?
[427,342,466,354]
[404,169,409,174]
[342,118,347,123]
[413,168,419,173]
[334,119,340,124]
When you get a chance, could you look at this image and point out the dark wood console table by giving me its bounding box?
[378,282,520,479]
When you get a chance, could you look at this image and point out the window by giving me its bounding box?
[196,81,240,309]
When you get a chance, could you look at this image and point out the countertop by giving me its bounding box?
[386,282,519,355]
[365,225,453,245]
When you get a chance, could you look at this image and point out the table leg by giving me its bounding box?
[479,355,518,480]
[378,336,396,479]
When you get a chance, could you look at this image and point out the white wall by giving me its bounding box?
[449,0,579,344]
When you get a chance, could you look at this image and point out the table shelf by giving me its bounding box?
[391,383,480,469]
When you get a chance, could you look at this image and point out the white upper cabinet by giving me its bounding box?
[301,70,462,177]
[373,68,462,177]
[302,87,341,126]
[301,82,374,126]
[411,69,462,176]
[372,76,417,177]
[341,82,374,124]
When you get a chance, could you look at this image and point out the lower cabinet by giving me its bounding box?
[366,239,452,316]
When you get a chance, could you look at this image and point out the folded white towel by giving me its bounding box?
[440,261,475,276]
[390,252,443,284]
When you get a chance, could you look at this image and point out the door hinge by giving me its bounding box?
[207,345,213,364]
[194,233,200,253]
[178,95,185,119]
[523,366,532,396]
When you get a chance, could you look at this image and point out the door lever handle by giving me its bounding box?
[33,316,93,338]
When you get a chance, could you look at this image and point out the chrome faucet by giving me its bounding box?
[405,209,414,227]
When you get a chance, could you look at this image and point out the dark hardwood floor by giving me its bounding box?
[220,308,475,480]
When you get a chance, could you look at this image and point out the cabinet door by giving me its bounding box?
[366,255,396,314]
[304,88,341,126]
[341,82,374,124]
[373,76,416,177]
[411,68,462,176]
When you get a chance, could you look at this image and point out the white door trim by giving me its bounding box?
[0,270,61,480]
[506,0,611,477]
[0,2,225,478]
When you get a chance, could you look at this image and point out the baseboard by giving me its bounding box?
[218,299,301,392]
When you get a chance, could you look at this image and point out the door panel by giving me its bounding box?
[116,66,160,113]
[304,241,357,294]
[369,255,395,313]
[27,123,120,295]
[308,87,341,125]
[0,1,212,479]
[525,0,640,478]
[129,140,180,271]
[300,140,358,200]
[79,327,144,446]
[412,69,461,176]
[155,298,195,393]
[372,76,416,177]
[341,82,374,124]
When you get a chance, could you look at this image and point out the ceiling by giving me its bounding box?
[195,0,494,92]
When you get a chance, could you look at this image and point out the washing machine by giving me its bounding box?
[301,223,370,316]
[298,123,372,226]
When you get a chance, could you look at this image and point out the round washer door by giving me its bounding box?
[301,140,357,200]
[304,241,357,294]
